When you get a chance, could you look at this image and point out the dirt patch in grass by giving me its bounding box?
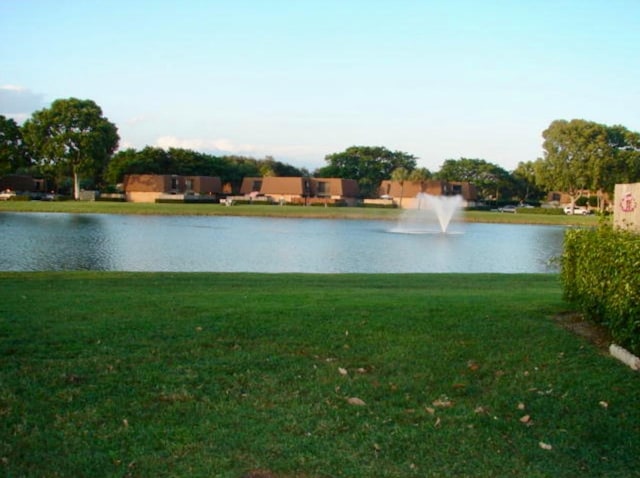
[554,312,612,352]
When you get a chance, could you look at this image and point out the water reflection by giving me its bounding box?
[0,213,565,273]
[0,213,114,271]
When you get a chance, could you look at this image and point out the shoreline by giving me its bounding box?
[0,201,601,226]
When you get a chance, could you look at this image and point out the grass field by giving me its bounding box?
[1,273,638,477]
[0,200,600,226]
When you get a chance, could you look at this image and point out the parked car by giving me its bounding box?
[0,190,16,201]
[498,205,517,213]
[563,205,591,215]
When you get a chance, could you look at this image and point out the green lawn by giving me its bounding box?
[1,273,637,477]
[0,200,600,226]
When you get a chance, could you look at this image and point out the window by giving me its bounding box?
[317,181,330,197]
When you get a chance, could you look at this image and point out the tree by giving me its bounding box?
[512,161,544,202]
[23,98,119,198]
[105,147,310,193]
[219,155,262,191]
[408,167,432,182]
[535,119,608,209]
[316,146,417,198]
[0,115,31,176]
[435,158,512,200]
[534,119,640,210]
[258,156,307,178]
[167,148,213,176]
[599,125,640,193]
[390,167,410,207]
[105,147,166,184]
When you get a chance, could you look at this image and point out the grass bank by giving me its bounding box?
[0,200,600,226]
[1,273,637,477]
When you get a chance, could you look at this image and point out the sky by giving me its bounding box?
[1,0,639,173]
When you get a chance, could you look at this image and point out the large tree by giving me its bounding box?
[535,119,606,207]
[0,115,31,176]
[599,124,640,193]
[535,119,640,209]
[316,146,417,198]
[23,98,119,198]
[435,157,513,200]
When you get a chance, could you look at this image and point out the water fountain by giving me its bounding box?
[392,193,464,234]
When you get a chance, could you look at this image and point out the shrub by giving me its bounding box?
[361,203,398,209]
[96,197,126,202]
[155,198,184,204]
[575,196,599,207]
[517,207,564,215]
[7,195,29,201]
[184,197,218,204]
[155,197,220,204]
[561,225,640,354]
[309,201,347,207]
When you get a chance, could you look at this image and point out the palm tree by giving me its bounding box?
[391,167,410,208]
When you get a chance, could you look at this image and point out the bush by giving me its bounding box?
[361,203,398,209]
[96,197,126,202]
[155,198,184,204]
[562,225,640,354]
[231,199,274,206]
[575,196,599,208]
[517,207,564,215]
[184,197,218,204]
[309,201,347,207]
[155,197,219,204]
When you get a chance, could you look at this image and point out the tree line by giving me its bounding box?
[1,97,639,202]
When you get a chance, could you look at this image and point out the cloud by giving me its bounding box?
[0,85,45,122]
[155,135,259,154]
[154,135,315,159]
[118,139,136,150]
[125,115,147,125]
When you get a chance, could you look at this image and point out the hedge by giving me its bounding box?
[516,207,564,216]
[561,225,640,354]
[4,195,29,201]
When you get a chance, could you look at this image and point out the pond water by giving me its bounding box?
[0,212,565,273]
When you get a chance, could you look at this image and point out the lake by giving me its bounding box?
[0,212,565,273]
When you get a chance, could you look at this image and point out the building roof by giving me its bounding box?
[379,180,434,198]
[239,177,263,195]
[260,177,307,195]
[379,180,477,201]
[313,178,359,197]
[256,176,360,197]
[123,174,222,193]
